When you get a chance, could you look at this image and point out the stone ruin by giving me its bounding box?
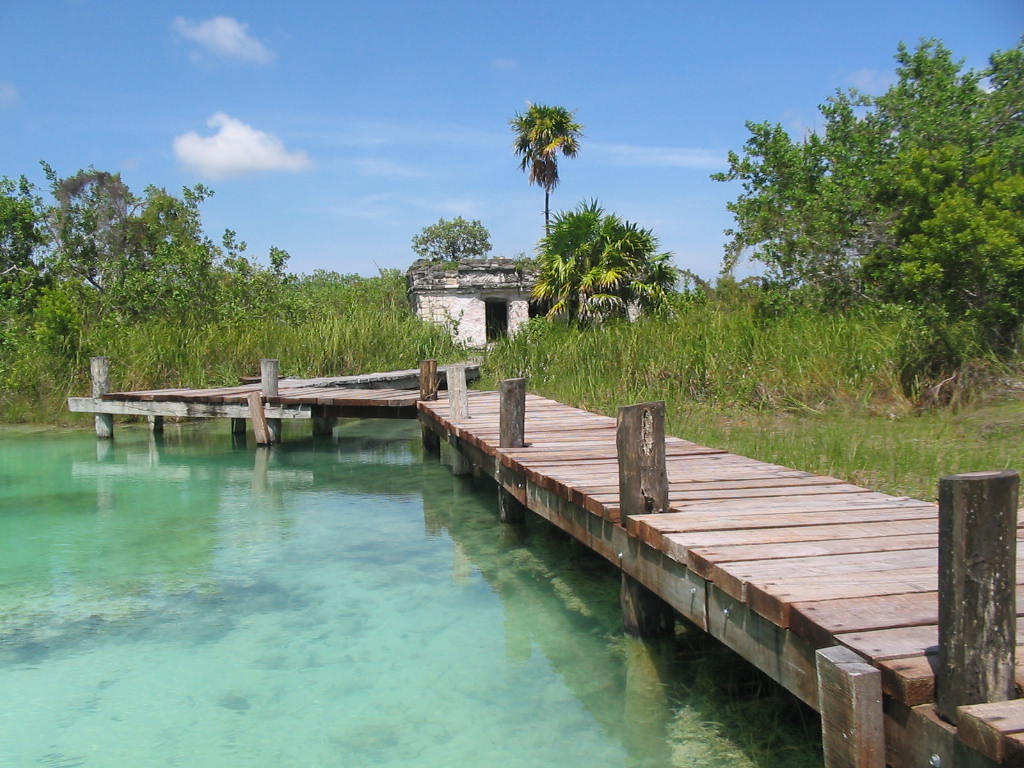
[407,258,539,347]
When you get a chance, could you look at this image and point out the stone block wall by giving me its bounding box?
[407,259,538,347]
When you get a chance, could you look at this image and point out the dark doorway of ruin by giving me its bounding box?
[485,300,509,342]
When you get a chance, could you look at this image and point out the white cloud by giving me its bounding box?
[173,16,275,64]
[589,142,725,170]
[0,82,19,107]
[847,67,895,94]
[352,158,425,178]
[173,113,312,178]
[493,58,518,70]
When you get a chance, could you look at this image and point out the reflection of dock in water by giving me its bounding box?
[420,472,675,766]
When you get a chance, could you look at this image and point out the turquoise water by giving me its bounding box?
[0,420,815,767]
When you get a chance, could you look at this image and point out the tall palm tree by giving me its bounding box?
[510,104,583,232]
[533,200,678,323]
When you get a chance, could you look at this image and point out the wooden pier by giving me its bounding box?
[69,359,1022,768]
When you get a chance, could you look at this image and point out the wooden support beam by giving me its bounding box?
[420,413,440,456]
[448,364,469,421]
[617,400,673,637]
[231,417,247,433]
[816,646,884,768]
[148,415,164,433]
[499,378,526,448]
[90,356,113,439]
[621,572,674,637]
[617,401,669,518]
[261,358,282,444]
[447,364,472,475]
[419,359,438,401]
[311,406,336,437]
[67,397,310,420]
[936,470,1019,724]
[247,390,271,446]
[498,378,527,523]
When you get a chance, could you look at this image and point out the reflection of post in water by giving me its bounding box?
[251,446,285,512]
[94,438,115,516]
[452,540,472,586]
[622,635,674,765]
[147,428,164,466]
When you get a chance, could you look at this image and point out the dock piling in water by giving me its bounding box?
[498,378,527,523]
[447,364,472,476]
[260,359,282,444]
[419,359,441,455]
[90,356,113,439]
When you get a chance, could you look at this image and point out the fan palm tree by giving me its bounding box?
[510,104,583,232]
[533,200,678,323]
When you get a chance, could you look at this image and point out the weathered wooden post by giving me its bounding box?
[261,358,282,444]
[90,356,113,439]
[419,358,438,401]
[447,364,472,476]
[617,401,673,636]
[936,469,1019,724]
[419,359,440,455]
[815,646,884,768]
[231,417,247,435]
[448,364,469,421]
[311,407,336,437]
[498,378,527,523]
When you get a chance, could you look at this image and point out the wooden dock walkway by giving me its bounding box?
[68,358,1021,767]
[418,383,1023,768]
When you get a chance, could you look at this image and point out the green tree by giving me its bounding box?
[533,200,678,323]
[714,38,1024,343]
[411,216,492,261]
[510,103,583,232]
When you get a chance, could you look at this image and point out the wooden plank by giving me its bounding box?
[878,652,1024,708]
[792,585,1024,650]
[838,618,1024,665]
[956,700,1024,764]
[68,396,311,419]
[247,390,271,445]
[816,646,884,768]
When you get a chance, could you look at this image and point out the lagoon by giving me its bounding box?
[0,420,818,767]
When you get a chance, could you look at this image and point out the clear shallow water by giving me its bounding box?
[0,420,808,767]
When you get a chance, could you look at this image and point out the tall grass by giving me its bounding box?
[0,272,464,423]
[482,298,1022,502]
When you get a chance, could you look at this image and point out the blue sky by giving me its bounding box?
[2,1,1021,279]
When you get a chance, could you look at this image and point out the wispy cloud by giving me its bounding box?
[173,16,275,64]
[352,158,426,178]
[493,58,518,70]
[589,142,725,170]
[173,113,311,178]
[846,67,895,94]
[0,81,19,108]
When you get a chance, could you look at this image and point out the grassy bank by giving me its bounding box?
[0,272,464,424]
[481,300,1023,502]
